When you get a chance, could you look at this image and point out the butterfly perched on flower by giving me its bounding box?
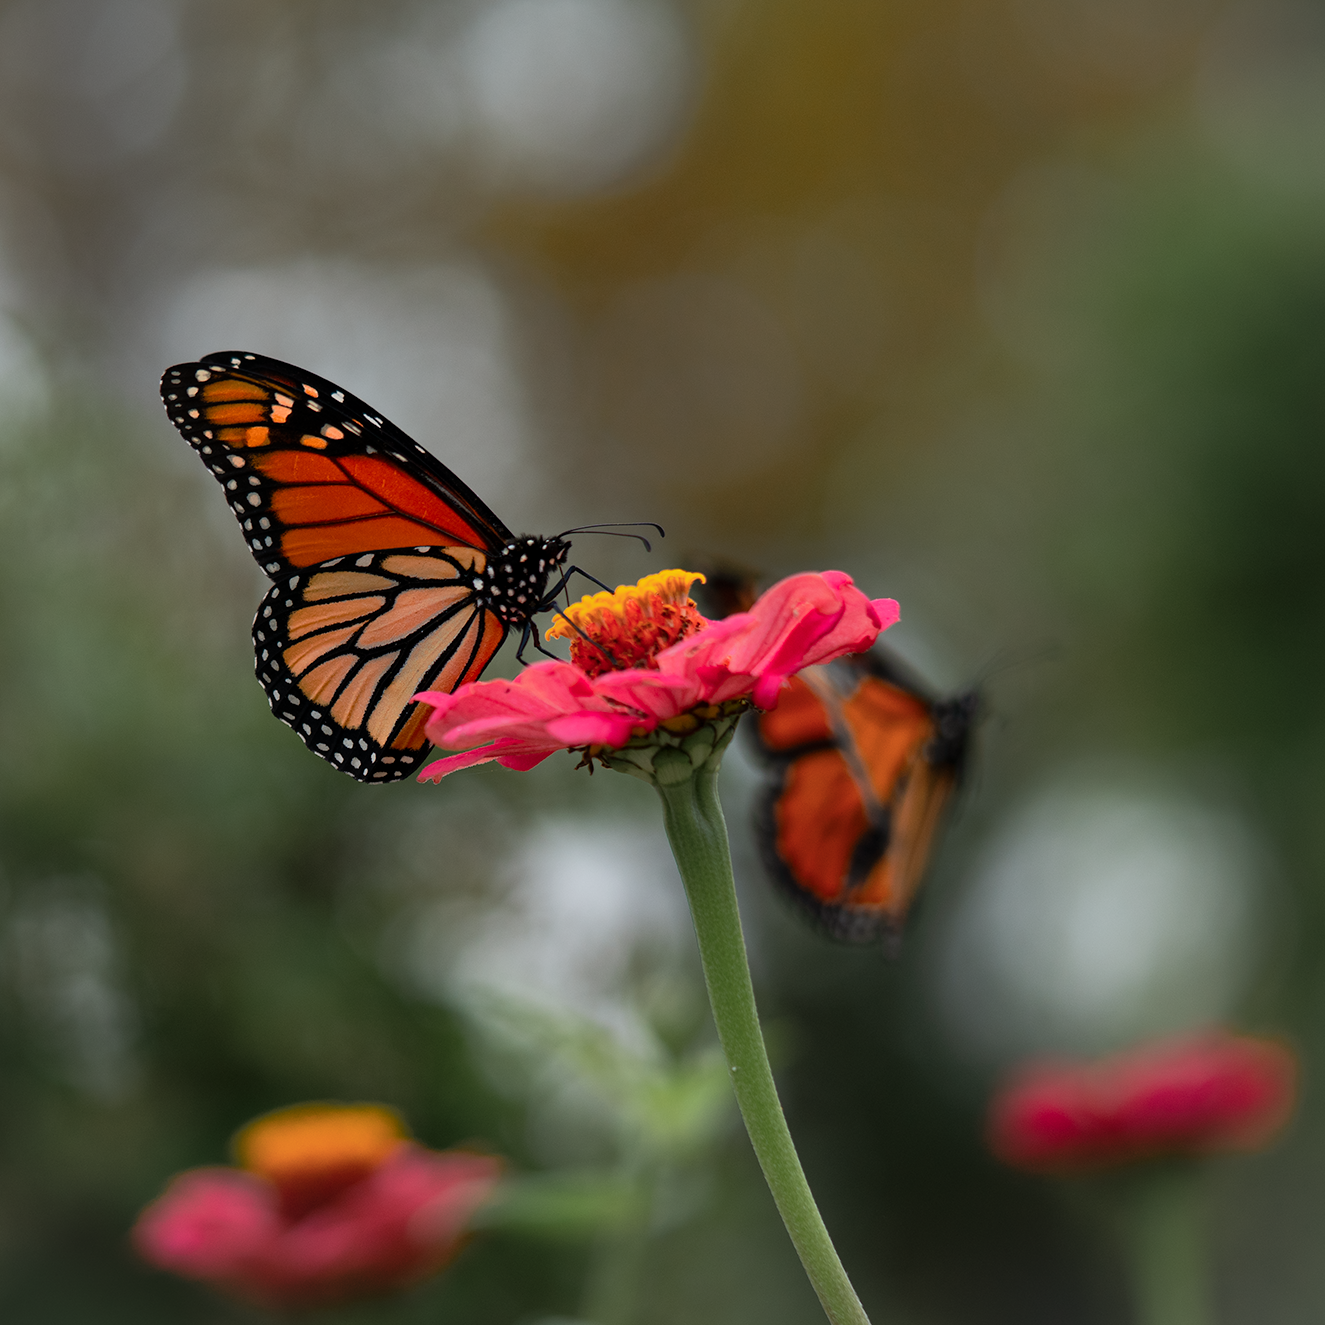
[161,351,646,783]
[695,565,976,943]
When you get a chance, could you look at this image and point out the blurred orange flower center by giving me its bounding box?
[235,1103,407,1218]
[546,569,708,677]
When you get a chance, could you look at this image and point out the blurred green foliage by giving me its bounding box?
[0,403,586,1320]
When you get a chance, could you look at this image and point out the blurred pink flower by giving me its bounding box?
[987,1031,1298,1174]
[418,569,898,780]
[133,1103,501,1309]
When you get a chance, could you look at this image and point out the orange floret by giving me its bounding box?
[546,569,708,676]
[235,1103,407,1217]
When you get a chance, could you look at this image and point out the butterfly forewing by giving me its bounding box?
[161,351,514,578]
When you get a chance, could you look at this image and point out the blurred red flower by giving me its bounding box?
[133,1103,501,1309]
[987,1031,1298,1173]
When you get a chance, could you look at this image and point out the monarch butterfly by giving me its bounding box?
[694,564,976,943]
[754,652,978,943]
[161,350,646,783]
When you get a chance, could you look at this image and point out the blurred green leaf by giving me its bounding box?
[462,988,734,1160]
[476,1171,647,1241]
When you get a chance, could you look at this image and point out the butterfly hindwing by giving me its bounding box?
[254,548,508,782]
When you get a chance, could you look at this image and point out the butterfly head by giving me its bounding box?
[927,691,980,770]
[478,535,572,626]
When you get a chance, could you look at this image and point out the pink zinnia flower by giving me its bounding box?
[987,1031,1298,1174]
[133,1103,501,1309]
[417,569,899,781]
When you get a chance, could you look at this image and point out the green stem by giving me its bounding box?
[654,759,871,1325]
[1116,1167,1212,1325]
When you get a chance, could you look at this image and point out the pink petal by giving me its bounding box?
[751,672,788,710]
[494,750,558,772]
[592,668,704,720]
[800,594,899,665]
[418,745,523,781]
[262,1149,500,1305]
[437,714,558,749]
[868,597,901,631]
[988,1032,1299,1172]
[133,1168,277,1280]
[545,713,640,745]
[652,572,895,706]
[413,689,462,717]
[136,1150,500,1310]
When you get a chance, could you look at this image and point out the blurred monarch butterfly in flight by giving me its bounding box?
[697,566,978,945]
[162,351,655,783]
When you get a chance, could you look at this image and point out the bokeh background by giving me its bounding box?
[0,0,1323,1320]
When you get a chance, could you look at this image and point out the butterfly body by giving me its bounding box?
[162,351,572,782]
[755,649,977,944]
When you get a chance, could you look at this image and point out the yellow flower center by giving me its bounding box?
[546,569,708,677]
[235,1103,407,1217]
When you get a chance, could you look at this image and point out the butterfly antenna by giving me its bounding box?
[969,639,1062,690]
[555,522,666,553]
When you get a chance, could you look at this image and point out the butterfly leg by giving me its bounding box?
[542,565,613,602]
[569,565,614,594]
[514,618,563,665]
[528,566,626,671]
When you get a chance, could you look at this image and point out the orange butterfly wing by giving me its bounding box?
[756,654,976,943]
[162,352,542,783]
[162,351,512,577]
